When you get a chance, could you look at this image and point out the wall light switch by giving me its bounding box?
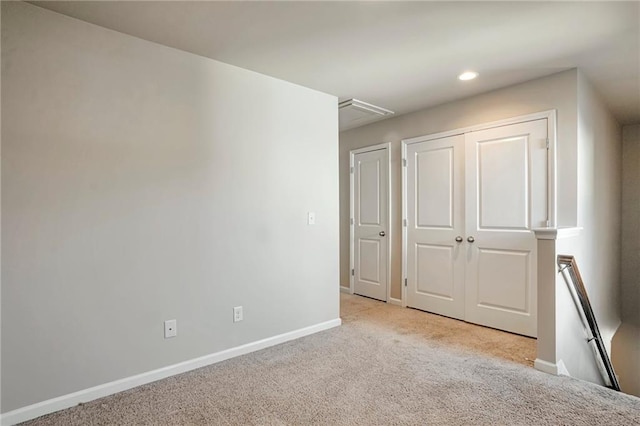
[308,212,316,225]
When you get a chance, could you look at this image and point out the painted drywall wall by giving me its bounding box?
[620,124,640,327]
[529,72,622,388]
[555,234,605,386]
[612,123,640,397]
[573,71,622,347]
[612,322,640,397]
[339,69,578,299]
[1,2,338,413]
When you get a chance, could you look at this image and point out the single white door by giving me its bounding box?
[464,119,548,337]
[406,135,466,319]
[353,148,388,301]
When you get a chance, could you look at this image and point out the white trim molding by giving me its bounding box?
[557,360,570,376]
[0,319,342,426]
[534,358,560,375]
[534,358,570,376]
[533,227,582,240]
[340,286,351,294]
[388,297,402,306]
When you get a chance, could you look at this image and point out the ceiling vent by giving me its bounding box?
[338,99,394,130]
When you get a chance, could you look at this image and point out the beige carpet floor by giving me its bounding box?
[22,293,640,425]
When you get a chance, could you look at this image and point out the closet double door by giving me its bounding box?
[405,119,548,337]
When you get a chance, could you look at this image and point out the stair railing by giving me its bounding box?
[557,255,620,391]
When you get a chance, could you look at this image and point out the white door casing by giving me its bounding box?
[402,112,554,338]
[350,144,390,302]
[405,135,466,319]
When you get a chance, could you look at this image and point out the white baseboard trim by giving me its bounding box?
[534,358,560,375]
[604,319,622,356]
[1,318,342,426]
[556,359,570,376]
[388,297,402,306]
[534,358,570,376]
[340,286,351,294]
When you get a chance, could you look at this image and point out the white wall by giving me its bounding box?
[340,69,579,299]
[535,227,613,386]
[555,233,605,386]
[512,73,624,388]
[573,71,622,347]
[547,72,624,386]
[1,2,339,414]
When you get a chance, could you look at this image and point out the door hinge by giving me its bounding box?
[350,218,354,225]
[351,269,355,276]
[402,158,407,167]
[350,166,354,173]
[546,138,550,150]
[404,278,408,287]
[403,218,407,227]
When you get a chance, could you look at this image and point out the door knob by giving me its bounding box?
[455,236,463,243]
[467,236,475,243]
[379,231,386,237]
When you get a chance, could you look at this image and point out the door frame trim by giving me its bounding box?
[349,142,392,302]
[400,110,557,307]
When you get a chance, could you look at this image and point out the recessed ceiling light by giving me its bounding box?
[458,71,479,81]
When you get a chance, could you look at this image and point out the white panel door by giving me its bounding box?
[406,135,465,319]
[354,148,388,301]
[464,119,548,337]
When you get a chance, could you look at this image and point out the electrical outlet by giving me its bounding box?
[164,319,177,338]
[233,306,243,323]
[308,212,315,225]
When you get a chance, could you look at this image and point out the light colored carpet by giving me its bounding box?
[22,293,640,425]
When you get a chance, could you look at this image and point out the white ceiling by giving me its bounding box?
[30,1,640,130]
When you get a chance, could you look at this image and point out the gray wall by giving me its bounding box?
[1,2,339,413]
[612,124,640,396]
[621,124,640,327]
[339,69,579,299]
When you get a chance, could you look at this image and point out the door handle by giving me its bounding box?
[455,236,463,243]
[379,231,386,237]
[467,236,475,243]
